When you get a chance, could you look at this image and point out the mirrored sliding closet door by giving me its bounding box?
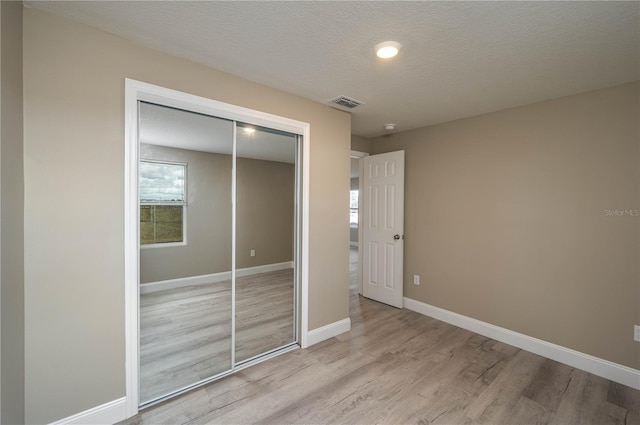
[235,124,297,363]
[137,102,300,407]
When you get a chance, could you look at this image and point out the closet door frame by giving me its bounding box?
[123,79,310,418]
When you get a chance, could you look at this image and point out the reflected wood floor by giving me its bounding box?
[125,247,639,424]
[140,269,294,403]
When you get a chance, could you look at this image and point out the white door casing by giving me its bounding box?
[362,151,405,308]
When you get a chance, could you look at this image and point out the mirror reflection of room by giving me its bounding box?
[137,102,297,405]
[138,102,234,404]
[235,124,296,363]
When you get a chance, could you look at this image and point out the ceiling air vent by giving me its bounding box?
[330,95,364,109]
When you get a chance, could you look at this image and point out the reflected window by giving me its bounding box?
[140,160,187,246]
[350,190,358,226]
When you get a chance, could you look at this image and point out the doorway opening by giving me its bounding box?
[349,150,368,310]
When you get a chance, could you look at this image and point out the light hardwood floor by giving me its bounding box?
[140,269,294,403]
[125,247,639,424]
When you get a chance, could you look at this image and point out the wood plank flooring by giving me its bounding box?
[140,269,294,403]
[125,247,639,424]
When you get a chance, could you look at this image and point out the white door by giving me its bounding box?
[362,151,405,308]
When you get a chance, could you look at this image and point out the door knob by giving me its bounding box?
[393,234,400,240]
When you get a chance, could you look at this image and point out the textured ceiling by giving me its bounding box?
[27,1,639,138]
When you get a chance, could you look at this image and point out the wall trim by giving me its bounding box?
[403,297,640,390]
[306,318,351,347]
[140,261,294,294]
[48,397,126,425]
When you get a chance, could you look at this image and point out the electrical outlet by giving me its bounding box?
[250,249,256,257]
[413,275,420,285]
[634,325,640,342]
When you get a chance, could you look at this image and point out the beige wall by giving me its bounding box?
[350,227,358,243]
[24,8,350,424]
[372,82,640,369]
[351,134,372,153]
[1,2,25,423]
[350,177,359,191]
[236,157,294,269]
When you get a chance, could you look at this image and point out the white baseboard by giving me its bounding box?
[306,318,351,347]
[140,261,294,294]
[349,241,359,247]
[49,397,127,425]
[141,270,230,293]
[404,297,640,390]
[236,261,294,278]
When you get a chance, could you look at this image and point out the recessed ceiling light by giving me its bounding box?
[243,127,256,134]
[375,41,401,59]
[384,123,396,131]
